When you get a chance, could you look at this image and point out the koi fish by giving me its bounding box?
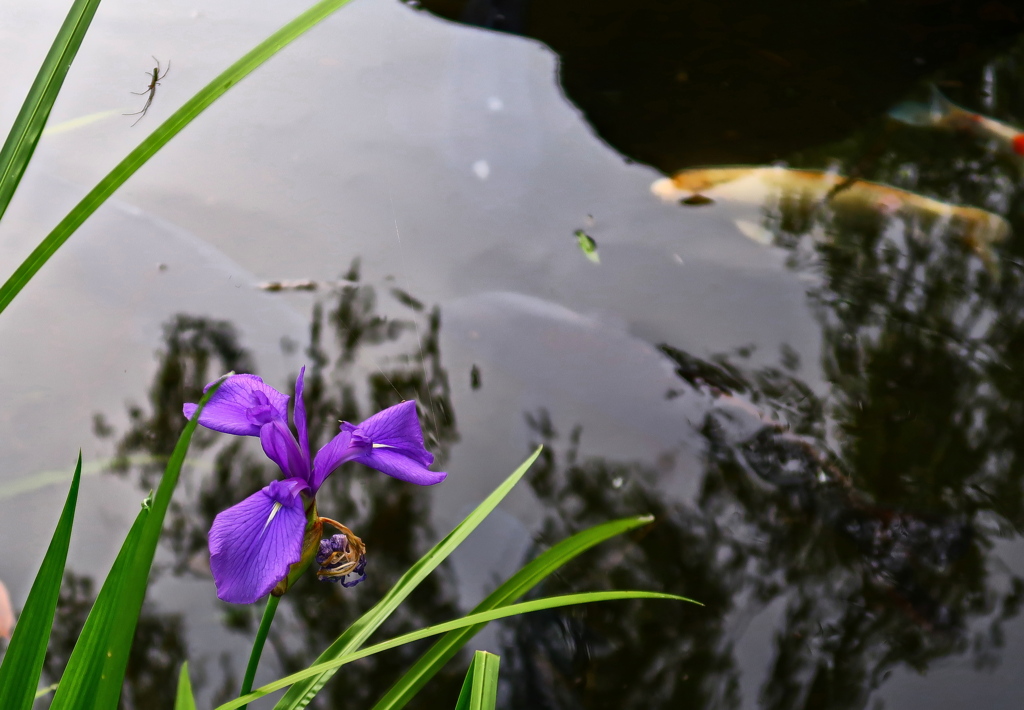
[651,166,1008,270]
[889,86,1024,157]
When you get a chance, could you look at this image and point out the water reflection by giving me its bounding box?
[50,193,1024,708]
[512,312,1023,708]
[495,58,1024,706]
[47,262,464,708]
[46,206,1024,709]
[39,36,1024,708]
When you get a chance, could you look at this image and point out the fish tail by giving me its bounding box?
[888,85,963,127]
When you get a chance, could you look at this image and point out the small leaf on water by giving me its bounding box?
[574,230,600,264]
[0,579,13,639]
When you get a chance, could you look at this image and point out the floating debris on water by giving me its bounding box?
[575,229,600,263]
[257,279,355,292]
[680,194,715,206]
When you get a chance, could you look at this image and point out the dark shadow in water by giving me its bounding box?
[407,0,1024,171]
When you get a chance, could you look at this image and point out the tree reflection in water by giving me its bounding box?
[501,51,1024,710]
[48,261,463,709]
[51,201,1024,708]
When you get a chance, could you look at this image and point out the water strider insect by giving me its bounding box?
[125,56,169,126]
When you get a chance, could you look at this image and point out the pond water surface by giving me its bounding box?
[3,1,1024,708]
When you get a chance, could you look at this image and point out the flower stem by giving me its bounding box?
[238,594,281,709]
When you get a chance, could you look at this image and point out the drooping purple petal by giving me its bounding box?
[293,367,311,472]
[310,428,364,492]
[259,420,309,482]
[183,374,289,436]
[353,447,447,485]
[347,400,434,466]
[208,478,309,604]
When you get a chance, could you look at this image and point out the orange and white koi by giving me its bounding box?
[889,86,1024,157]
[651,166,1008,269]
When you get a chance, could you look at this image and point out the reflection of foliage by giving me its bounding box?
[514,351,1018,709]
[43,572,186,710]
[73,262,462,709]
[504,48,1024,703]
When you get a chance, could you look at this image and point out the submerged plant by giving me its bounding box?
[183,367,446,604]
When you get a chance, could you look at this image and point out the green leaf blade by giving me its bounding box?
[454,651,499,710]
[370,515,654,710]
[49,377,226,710]
[47,508,147,707]
[175,662,198,710]
[274,447,544,710]
[0,0,103,223]
[222,591,699,710]
[0,454,82,710]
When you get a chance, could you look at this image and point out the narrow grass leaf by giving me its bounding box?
[453,651,499,710]
[175,663,197,710]
[0,454,82,710]
[0,0,355,316]
[370,515,654,710]
[50,377,226,710]
[47,507,145,708]
[274,447,544,710]
[221,591,698,710]
[0,0,102,223]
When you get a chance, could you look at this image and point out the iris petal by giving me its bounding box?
[208,478,309,604]
[354,447,446,485]
[311,429,363,492]
[259,420,309,482]
[347,400,434,466]
[293,367,311,472]
[182,374,289,436]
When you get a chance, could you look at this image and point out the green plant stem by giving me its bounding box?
[239,594,281,709]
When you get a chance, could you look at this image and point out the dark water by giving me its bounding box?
[3,1,1024,708]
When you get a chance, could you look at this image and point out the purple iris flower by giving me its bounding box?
[183,367,445,604]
